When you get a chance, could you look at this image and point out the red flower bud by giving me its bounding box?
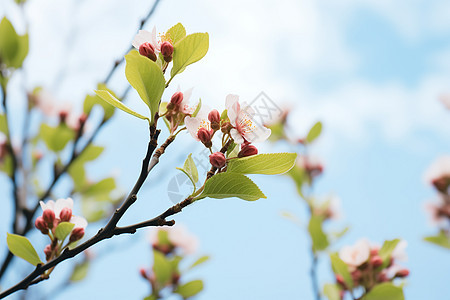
[197,128,212,148]
[59,111,68,124]
[35,217,48,234]
[378,272,388,282]
[336,274,346,288]
[351,269,361,282]
[44,244,53,261]
[43,209,55,229]
[370,248,379,256]
[160,41,174,62]
[432,177,450,194]
[139,42,157,61]
[221,121,232,133]
[69,227,85,243]
[238,144,258,158]
[140,268,148,280]
[59,207,72,222]
[370,256,383,268]
[208,109,221,124]
[170,92,184,106]
[395,269,409,278]
[209,152,226,168]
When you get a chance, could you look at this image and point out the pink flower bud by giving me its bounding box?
[197,128,212,148]
[351,269,361,282]
[238,144,258,158]
[170,92,184,106]
[208,110,221,130]
[432,177,450,194]
[395,269,409,278]
[44,244,53,261]
[35,217,48,234]
[43,209,55,229]
[59,207,72,222]
[378,272,388,282]
[160,41,174,62]
[209,152,226,168]
[139,268,148,279]
[59,111,68,124]
[370,248,379,256]
[69,227,85,243]
[336,274,346,288]
[370,256,383,268]
[139,42,157,61]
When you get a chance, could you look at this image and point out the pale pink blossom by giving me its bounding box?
[185,109,212,141]
[176,86,194,114]
[424,156,450,185]
[132,28,160,52]
[149,225,198,254]
[439,94,450,110]
[226,94,271,144]
[339,239,370,268]
[327,196,342,220]
[40,198,87,229]
[391,240,408,262]
[384,264,404,279]
[31,89,57,116]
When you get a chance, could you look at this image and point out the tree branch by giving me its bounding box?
[0,0,164,279]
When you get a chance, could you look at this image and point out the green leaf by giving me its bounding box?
[153,250,171,284]
[6,233,42,266]
[323,283,342,300]
[84,84,117,120]
[424,233,450,249]
[362,283,404,300]
[329,253,353,289]
[78,145,104,162]
[144,296,157,300]
[227,153,297,175]
[378,239,400,268]
[192,98,202,118]
[197,173,266,201]
[171,33,209,77]
[166,23,186,45]
[189,255,210,269]
[226,141,237,158]
[54,222,75,242]
[183,153,199,183]
[287,165,306,198]
[83,177,116,197]
[306,121,322,143]
[124,50,165,124]
[308,216,329,253]
[40,123,75,152]
[0,18,28,69]
[70,261,90,282]
[175,280,204,298]
[0,114,7,134]
[95,89,150,123]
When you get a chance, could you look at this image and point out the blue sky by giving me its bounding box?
[1,0,450,299]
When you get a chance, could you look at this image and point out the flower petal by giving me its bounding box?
[55,198,73,217]
[230,128,244,144]
[244,125,271,143]
[132,30,154,49]
[226,94,240,123]
[40,200,55,212]
[70,215,88,229]
[184,116,201,140]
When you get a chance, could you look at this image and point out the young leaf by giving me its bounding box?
[171,33,209,77]
[323,283,342,300]
[84,84,117,120]
[175,280,204,298]
[40,123,75,152]
[78,145,104,162]
[0,18,19,67]
[83,177,116,197]
[329,253,353,289]
[306,121,322,143]
[95,90,150,122]
[197,173,266,201]
[227,153,297,175]
[424,233,450,249]
[166,23,186,45]
[6,233,42,266]
[183,153,199,183]
[153,250,171,284]
[308,216,329,253]
[70,261,90,282]
[189,255,210,270]
[124,50,165,124]
[54,222,75,241]
[362,283,404,300]
[378,239,400,268]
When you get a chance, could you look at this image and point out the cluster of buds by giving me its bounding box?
[312,196,341,221]
[132,28,174,63]
[182,94,270,169]
[35,198,87,261]
[336,239,409,297]
[140,226,200,297]
[424,156,450,232]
